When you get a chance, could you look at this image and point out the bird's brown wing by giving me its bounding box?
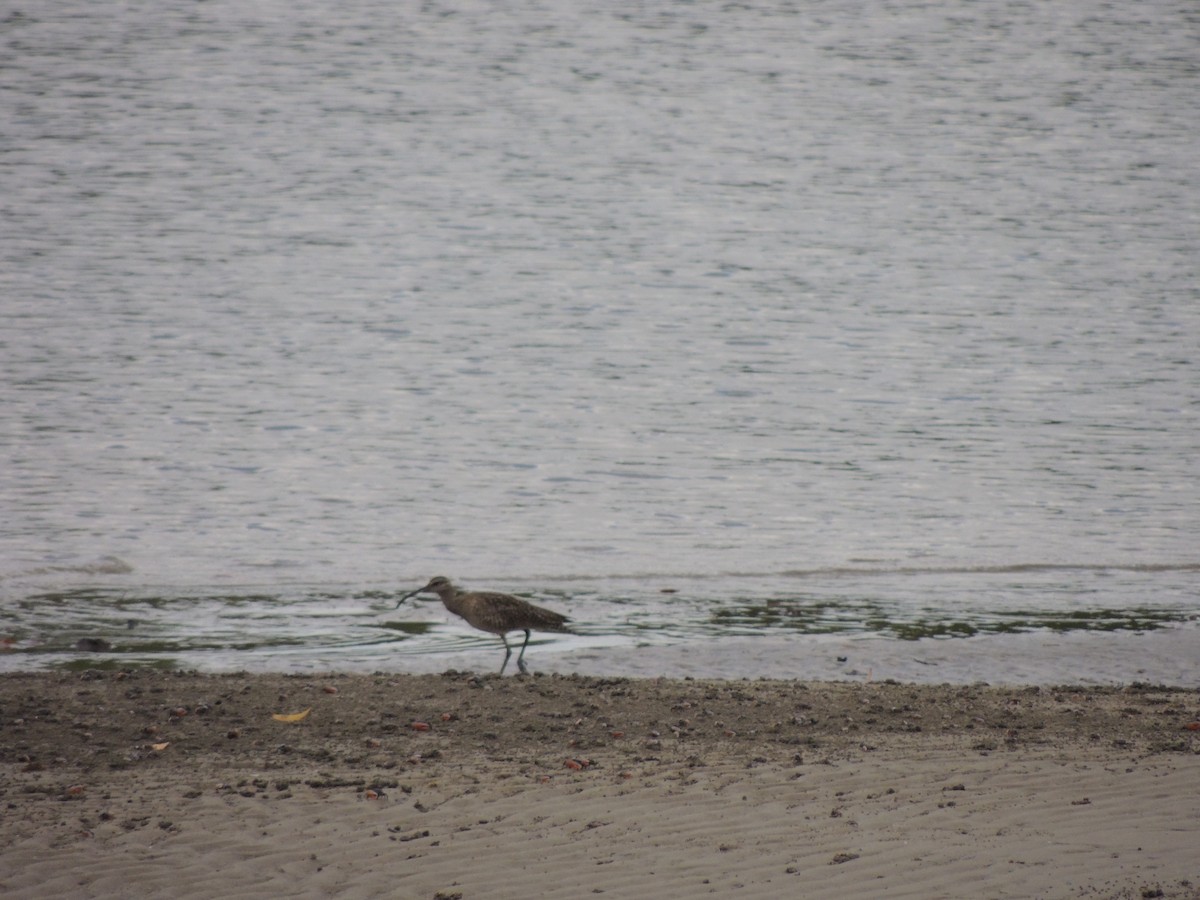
[463,592,573,634]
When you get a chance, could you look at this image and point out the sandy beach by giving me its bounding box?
[1,670,1197,899]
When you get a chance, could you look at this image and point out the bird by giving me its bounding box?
[396,576,573,675]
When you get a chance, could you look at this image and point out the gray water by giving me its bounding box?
[3,0,1198,683]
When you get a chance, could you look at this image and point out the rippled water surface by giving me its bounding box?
[2,1,1198,682]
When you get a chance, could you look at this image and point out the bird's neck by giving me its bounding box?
[438,589,465,615]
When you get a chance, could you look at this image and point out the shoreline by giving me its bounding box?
[6,622,1200,687]
[2,671,1198,898]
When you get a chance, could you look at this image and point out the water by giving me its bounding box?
[2,0,1198,683]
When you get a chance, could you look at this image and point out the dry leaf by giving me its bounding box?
[272,708,312,723]
[150,742,170,752]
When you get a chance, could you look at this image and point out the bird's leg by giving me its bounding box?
[516,629,532,675]
[499,634,512,675]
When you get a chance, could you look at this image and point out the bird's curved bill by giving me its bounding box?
[395,588,423,609]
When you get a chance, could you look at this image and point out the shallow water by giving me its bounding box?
[2,1,1198,682]
[2,563,1196,684]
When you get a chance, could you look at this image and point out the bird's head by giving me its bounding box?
[395,575,454,608]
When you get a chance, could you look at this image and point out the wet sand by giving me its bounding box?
[2,670,1198,899]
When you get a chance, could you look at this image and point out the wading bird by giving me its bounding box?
[397,576,573,675]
